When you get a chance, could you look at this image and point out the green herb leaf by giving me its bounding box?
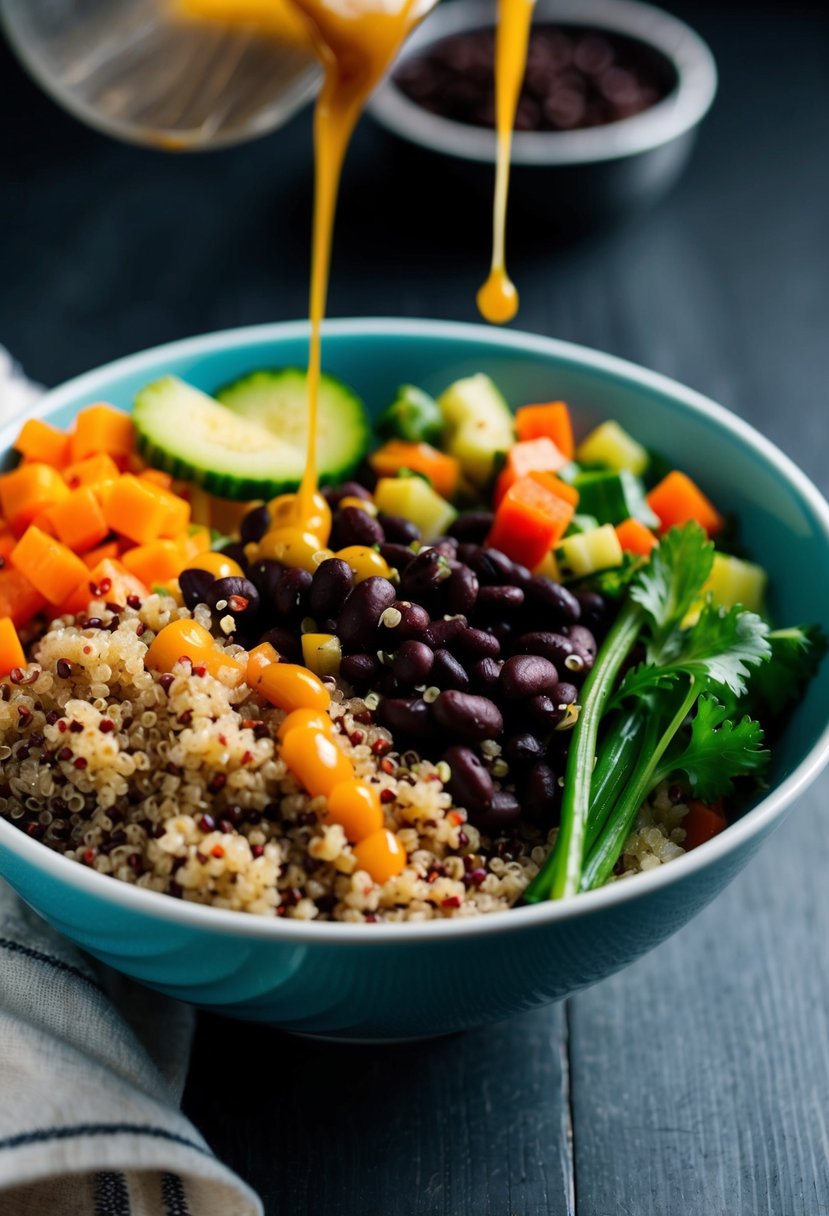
[666,600,771,697]
[747,625,828,715]
[658,694,768,800]
[630,522,714,656]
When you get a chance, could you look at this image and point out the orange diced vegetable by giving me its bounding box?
[59,557,148,615]
[69,404,134,466]
[138,468,174,491]
[646,471,723,537]
[246,642,279,688]
[527,469,579,506]
[148,485,191,538]
[369,440,461,500]
[178,526,212,563]
[0,529,17,563]
[122,540,184,585]
[47,486,109,554]
[487,474,575,569]
[82,540,120,569]
[353,828,406,884]
[0,464,70,537]
[0,568,47,626]
[615,517,658,556]
[104,475,170,544]
[514,402,574,458]
[14,418,70,469]
[63,452,121,496]
[683,799,727,850]
[0,617,26,677]
[144,618,246,685]
[280,725,353,797]
[10,526,89,605]
[494,437,569,505]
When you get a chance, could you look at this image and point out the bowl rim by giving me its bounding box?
[367,0,718,166]
[1,316,827,945]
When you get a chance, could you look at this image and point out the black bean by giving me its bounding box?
[381,600,430,642]
[490,621,515,648]
[179,567,214,611]
[430,538,458,557]
[330,506,385,549]
[514,631,575,667]
[218,541,249,568]
[341,652,381,685]
[447,511,494,543]
[379,542,417,572]
[432,691,503,742]
[323,481,373,507]
[576,589,609,631]
[378,512,421,545]
[398,548,453,599]
[525,694,565,727]
[464,546,517,585]
[309,558,354,620]
[476,584,525,614]
[455,627,500,659]
[392,640,434,685]
[469,656,503,693]
[206,577,261,626]
[431,649,470,691]
[240,504,271,545]
[523,762,559,821]
[272,567,313,620]
[554,681,579,705]
[376,670,400,696]
[475,790,522,832]
[526,576,581,622]
[504,732,545,765]
[424,617,466,648]
[249,558,285,601]
[259,626,301,663]
[567,624,597,670]
[446,564,479,615]
[336,577,398,651]
[376,697,433,739]
[500,654,559,699]
[443,745,495,816]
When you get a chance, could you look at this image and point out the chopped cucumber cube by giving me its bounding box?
[573,469,659,528]
[576,421,648,476]
[377,385,444,444]
[555,524,624,579]
[565,513,600,536]
[437,374,515,488]
[374,476,457,539]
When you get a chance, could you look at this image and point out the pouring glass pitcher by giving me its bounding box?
[0,0,328,150]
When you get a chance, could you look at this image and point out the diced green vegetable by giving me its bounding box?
[573,469,659,528]
[374,476,457,538]
[576,420,648,475]
[437,374,515,488]
[555,524,624,578]
[565,514,600,536]
[377,385,444,444]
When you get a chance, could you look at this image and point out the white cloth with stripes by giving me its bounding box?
[0,352,262,1216]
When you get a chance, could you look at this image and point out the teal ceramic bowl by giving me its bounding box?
[1,319,827,1041]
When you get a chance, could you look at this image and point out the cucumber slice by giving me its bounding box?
[134,377,307,500]
[437,374,515,488]
[216,367,370,492]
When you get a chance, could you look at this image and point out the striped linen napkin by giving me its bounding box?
[0,351,262,1216]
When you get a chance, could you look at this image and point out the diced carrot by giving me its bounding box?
[615,517,658,556]
[487,474,575,569]
[29,510,59,538]
[646,471,723,537]
[0,530,15,563]
[0,464,71,537]
[69,404,134,467]
[46,486,110,554]
[63,452,121,496]
[10,526,90,605]
[178,526,212,562]
[369,440,461,500]
[683,799,727,850]
[104,475,170,545]
[0,617,26,677]
[514,402,574,458]
[122,539,184,585]
[0,568,47,626]
[59,557,148,616]
[82,540,120,569]
[14,418,71,469]
[138,468,174,491]
[527,469,579,507]
[494,437,569,505]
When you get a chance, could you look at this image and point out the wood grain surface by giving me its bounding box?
[2,2,827,1212]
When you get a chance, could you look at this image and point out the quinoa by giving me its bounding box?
[0,597,685,921]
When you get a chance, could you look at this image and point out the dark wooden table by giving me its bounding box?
[3,3,828,1212]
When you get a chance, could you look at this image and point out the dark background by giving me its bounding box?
[2,2,829,1212]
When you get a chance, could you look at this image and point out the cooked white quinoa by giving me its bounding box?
[0,596,688,920]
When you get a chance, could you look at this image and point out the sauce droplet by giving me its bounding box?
[477,268,519,325]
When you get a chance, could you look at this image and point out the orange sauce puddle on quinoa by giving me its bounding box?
[476,0,536,325]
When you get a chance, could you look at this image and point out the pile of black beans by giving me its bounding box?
[179,483,611,835]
